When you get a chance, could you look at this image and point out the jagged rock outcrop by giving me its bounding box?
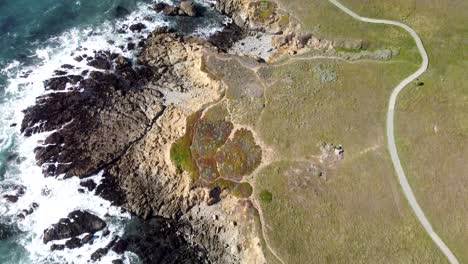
[21,25,263,263]
[21,50,163,179]
[153,1,198,17]
[113,217,209,264]
[43,210,106,244]
[214,0,334,59]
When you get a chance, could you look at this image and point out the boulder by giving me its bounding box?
[61,64,75,69]
[207,186,221,206]
[208,22,245,50]
[50,244,65,251]
[87,57,111,70]
[127,42,136,50]
[152,3,167,12]
[79,180,97,192]
[91,248,108,261]
[111,239,128,254]
[54,70,68,76]
[179,1,197,17]
[65,237,82,249]
[114,56,130,70]
[152,2,197,16]
[160,4,179,16]
[129,23,146,33]
[44,75,83,91]
[43,210,106,244]
[3,194,18,203]
[153,26,176,35]
[81,233,94,244]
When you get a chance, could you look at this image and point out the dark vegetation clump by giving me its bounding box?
[259,190,273,203]
[170,105,262,199]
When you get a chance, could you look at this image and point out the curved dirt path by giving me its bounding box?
[251,199,286,264]
[328,1,459,263]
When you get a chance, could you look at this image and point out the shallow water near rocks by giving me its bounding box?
[0,0,225,263]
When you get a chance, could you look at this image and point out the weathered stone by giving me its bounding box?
[91,248,108,261]
[50,244,65,251]
[129,23,146,33]
[65,237,82,249]
[81,233,94,244]
[80,179,97,192]
[111,239,128,254]
[3,195,18,203]
[43,210,106,243]
[207,186,222,206]
[180,1,197,17]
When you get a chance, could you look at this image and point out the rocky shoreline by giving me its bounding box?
[17,1,271,262]
[14,0,383,262]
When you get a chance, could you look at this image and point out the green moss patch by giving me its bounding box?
[252,1,278,22]
[171,136,196,173]
[170,111,202,180]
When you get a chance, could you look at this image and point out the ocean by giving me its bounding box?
[0,0,226,263]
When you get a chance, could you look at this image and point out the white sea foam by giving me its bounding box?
[0,1,225,263]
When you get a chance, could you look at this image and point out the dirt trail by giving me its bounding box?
[328,1,459,263]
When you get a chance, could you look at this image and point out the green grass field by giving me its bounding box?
[229,0,467,261]
[251,58,447,263]
[187,0,467,261]
[339,0,468,262]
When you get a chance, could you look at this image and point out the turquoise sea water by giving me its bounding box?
[0,0,225,263]
[0,0,143,90]
[0,2,148,262]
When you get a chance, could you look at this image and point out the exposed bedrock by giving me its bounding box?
[21,50,163,179]
[152,1,199,17]
[43,210,106,244]
[113,217,209,264]
[213,0,392,61]
[21,26,262,263]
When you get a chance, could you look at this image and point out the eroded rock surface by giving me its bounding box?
[153,1,198,17]
[21,24,263,263]
[115,217,208,264]
[43,210,106,243]
[21,51,163,179]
